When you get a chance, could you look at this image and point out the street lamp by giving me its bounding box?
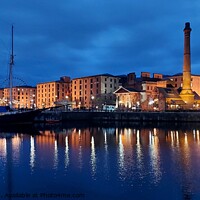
[32,94,35,109]
[54,95,58,107]
[91,96,95,111]
[65,95,69,111]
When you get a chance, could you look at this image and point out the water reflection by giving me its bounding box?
[118,134,124,179]
[0,138,7,158]
[0,123,200,199]
[149,129,162,184]
[136,130,144,181]
[30,136,35,171]
[78,130,83,170]
[12,134,21,165]
[103,131,109,180]
[54,139,58,170]
[90,136,96,179]
[65,136,69,169]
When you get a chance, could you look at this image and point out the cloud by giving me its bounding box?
[0,0,200,86]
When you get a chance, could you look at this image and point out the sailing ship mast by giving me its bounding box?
[9,25,14,109]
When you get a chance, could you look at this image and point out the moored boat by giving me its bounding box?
[0,26,42,124]
[0,107,42,124]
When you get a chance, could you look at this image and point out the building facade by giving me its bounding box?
[168,74,200,96]
[3,86,36,109]
[114,72,164,111]
[114,86,141,110]
[71,74,120,109]
[36,76,71,109]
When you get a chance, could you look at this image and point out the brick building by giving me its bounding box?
[71,74,120,109]
[36,76,71,109]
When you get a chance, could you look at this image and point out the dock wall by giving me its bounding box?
[61,111,200,122]
[35,111,200,122]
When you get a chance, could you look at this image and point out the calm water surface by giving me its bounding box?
[0,123,200,200]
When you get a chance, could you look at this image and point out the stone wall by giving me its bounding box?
[61,111,200,122]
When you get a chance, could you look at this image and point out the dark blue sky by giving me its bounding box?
[0,0,199,86]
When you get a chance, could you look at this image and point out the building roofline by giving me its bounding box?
[72,73,120,80]
[4,85,36,89]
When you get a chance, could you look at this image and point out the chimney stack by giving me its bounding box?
[180,22,194,104]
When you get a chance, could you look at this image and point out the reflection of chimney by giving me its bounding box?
[180,22,194,104]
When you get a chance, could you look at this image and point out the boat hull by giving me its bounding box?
[0,109,42,124]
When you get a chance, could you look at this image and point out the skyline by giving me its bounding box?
[0,0,200,86]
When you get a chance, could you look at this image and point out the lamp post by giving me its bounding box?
[65,95,69,111]
[91,96,95,111]
[54,95,58,107]
[32,94,35,109]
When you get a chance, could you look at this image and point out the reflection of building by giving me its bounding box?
[72,74,120,109]
[36,76,71,108]
[3,86,36,109]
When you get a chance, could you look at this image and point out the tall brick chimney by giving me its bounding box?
[180,22,194,104]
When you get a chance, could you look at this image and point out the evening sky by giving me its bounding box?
[0,0,199,86]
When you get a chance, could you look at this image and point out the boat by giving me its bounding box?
[0,26,42,124]
[0,107,42,124]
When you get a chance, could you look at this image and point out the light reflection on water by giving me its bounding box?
[12,134,21,165]
[30,136,35,171]
[53,139,58,170]
[78,130,83,170]
[0,124,200,199]
[149,129,162,184]
[90,136,96,179]
[0,138,7,158]
[65,136,69,169]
